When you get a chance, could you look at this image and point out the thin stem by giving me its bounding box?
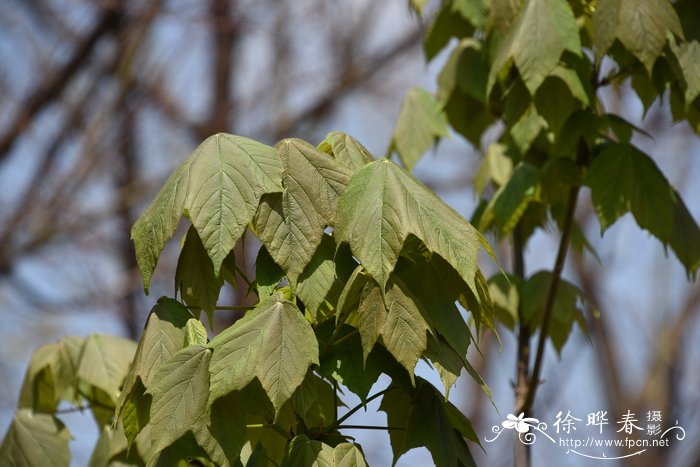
[327,386,398,432]
[55,405,91,414]
[246,423,291,440]
[522,185,580,412]
[336,425,406,431]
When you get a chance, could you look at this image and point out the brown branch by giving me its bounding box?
[0,4,123,158]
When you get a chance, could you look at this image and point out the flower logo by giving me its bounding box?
[502,413,539,433]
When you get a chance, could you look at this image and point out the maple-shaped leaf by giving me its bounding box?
[594,0,683,73]
[335,159,492,299]
[488,0,581,94]
[208,294,319,414]
[132,133,283,292]
[253,138,352,287]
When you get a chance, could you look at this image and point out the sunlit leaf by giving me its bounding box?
[132,134,283,291]
[175,226,224,318]
[0,410,71,467]
[489,0,581,94]
[336,160,492,299]
[389,87,449,171]
[138,298,193,388]
[77,334,136,404]
[318,131,374,171]
[594,0,683,73]
[147,345,212,453]
[209,295,319,414]
[254,139,352,286]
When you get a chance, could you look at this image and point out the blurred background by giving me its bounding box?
[0,1,698,466]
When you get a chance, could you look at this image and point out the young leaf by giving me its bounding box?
[208,295,319,414]
[175,226,224,318]
[0,409,71,467]
[185,318,208,346]
[317,131,374,171]
[253,139,352,286]
[335,159,492,299]
[132,134,283,292]
[479,163,541,234]
[146,345,212,453]
[388,87,449,171]
[77,334,137,404]
[488,0,581,94]
[355,278,387,361]
[594,0,683,73]
[17,336,84,413]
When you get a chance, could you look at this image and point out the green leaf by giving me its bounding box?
[18,336,85,413]
[253,139,352,286]
[355,278,387,361]
[132,133,283,291]
[297,235,340,322]
[138,298,193,388]
[318,324,381,402]
[520,271,585,352]
[89,423,142,467]
[209,295,319,414]
[380,279,431,381]
[77,334,137,404]
[193,392,247,467]
[336,160,492,299]
[0,409,71,467]
[380,381,475,466]
[673,40,700,104]
[594,0,683,73]
[424,5,475,61]
[175,226,224,318]
[120,377,150,449]
[147,345,212,453]
[488,273,520,330]
[585,143,676,239]
[185,319,208,346]
[317,131,374,171]
[480,163,541,234]
[405,383,476,467]
[425,335,463,396]
[473,143,513,196]
[488,0,581,94]
[283,435,334,467]
[389,88,449,171]
[255,245,284,299]
[438,39,488,105]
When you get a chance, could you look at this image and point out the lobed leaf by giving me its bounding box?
[253,139,352,286]
[488,0,581,94]
[594,0,683,73]
[146,345,212,453]
[132,134,283,292]
[388,87,449,171]
[208,295,319,414]
[0,410,71,467]
[336,159,492,299]
[175,226,224,318]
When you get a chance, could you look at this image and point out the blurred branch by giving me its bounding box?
[0,4,123,158]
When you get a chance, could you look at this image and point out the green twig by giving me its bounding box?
[326,386,398,432]
[336,425,406,431]
[246,423,291,440]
